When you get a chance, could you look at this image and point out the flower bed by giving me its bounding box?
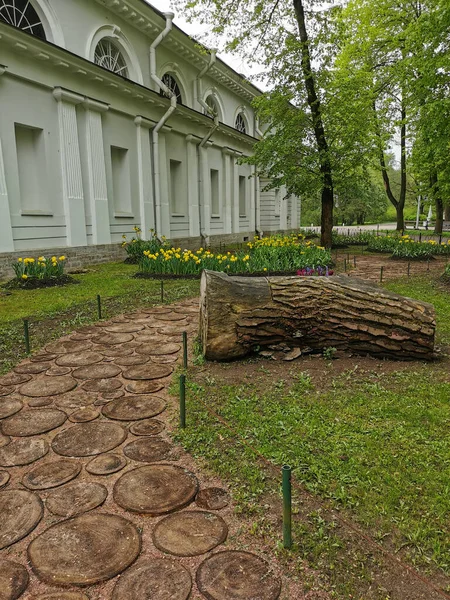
[122,228,169,263]
[332,231,377,247]
[136,234,332,277]
[5,256,75,289]
[367,234,450,260]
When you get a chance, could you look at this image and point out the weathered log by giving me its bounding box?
[199,270,436,361]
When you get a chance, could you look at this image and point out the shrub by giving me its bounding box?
[122,228,170,263]
[12,255,67,281]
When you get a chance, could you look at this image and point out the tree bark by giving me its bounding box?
[293,0,333,248]
[430,171,443,234]
[444,205,450,221]
[200,270,435,361]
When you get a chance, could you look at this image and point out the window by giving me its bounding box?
[111,146,132,215]
[274,189,281,217]
[94,39,129,78]
[210,169,219,215]
[0,0,46,39]
[170,160,184,214]
[235,113,246,134]
[239,175,247,217]
[160,74,183,104]
[204,95,218,119]
[15,123,48,212]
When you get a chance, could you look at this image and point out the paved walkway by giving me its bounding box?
[0,299,296,600]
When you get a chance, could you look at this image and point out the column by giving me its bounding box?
[158,131,171,238]
[222,148,233,234]
[254,170,262,235]
[135,116,156,238]
[248,164,256,233]
[232,154,240,233]
[83,98,110,245]
[199,143,212,239]
[53,87,87,247]
[186,135,200,237]
[0,138,14,252]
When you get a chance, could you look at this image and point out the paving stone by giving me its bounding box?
[22,459,81,490]
[19,375,77,398]
[124,381,164,394]
[196,487,230,511]
[0,438,49,467]
[102,395,166,421]
[52,422,127,457]
[55,352,103,367]
[46,481,108,517]
[129,418,165,436]
[72,364,122,380]
[122,364,173,381]
[123,437,172,463]
[2,408,66,437]
[0,489,43,549]
[0,559,29,599]
[0,397,23,419]
[86,453,127,476]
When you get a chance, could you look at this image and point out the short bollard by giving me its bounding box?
[23,319,31,355]
[353,256,357,267]
[380,266,384,282]
[97,294,102,320]
[344,259,347,272]
[182,331,188,369]
[179,374,186,429]
[160,280,164,303]
[407,261,411,277]
[282,465,292,549]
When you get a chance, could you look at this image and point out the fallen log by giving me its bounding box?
[199,270,436,361]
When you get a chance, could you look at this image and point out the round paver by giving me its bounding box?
[130,418,165,436]
[97,346,134,357]
[92,333,134,346]
[94,397,112,406]
[102,395,166,421]
[104,324,144,333]
[134,334,163,344]
[34,594,90,600]
[27,397,53,407]
[123,437,171,463]
[114,355,149,366]
[0,372,31,386]
[45,341,91,354]
[143,307,172,314]
[0,489,43,549]
[0,385,15,397]
[0,470,10,489]
[28,513,141,586]
[153,510,228,556]
[155,313,188,322]
[22,459,81,490]
[72,364,121,380]
[45,365,72,376]
[2,408,66,437]
[0,559,29,600]
[122,364,173,381]
[151,354,179,364]
[0,433,10,447]
[112,558,192,600]
[68,407,100,422]
[19,375,77,398]
[175,305,199,314]
[157,326,189,336]
[196,488,230,511]
[196,551,282,600]
[54,391,96,409]
[124,381,164,394]
[14,362,50,375]
[46,481,108,517]
[0,397,23,419]
[0,438,48,466]
[86,453,127,476]
[102,390,125,400]
[52,422,127,457]
[136,343,180,356]
[81,379,123,393]
[114,464,198,515]
[55,352,103,367]
[70,333,91,341]
[30,353,58,362]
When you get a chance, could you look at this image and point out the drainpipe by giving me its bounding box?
[196,51,218,245]
[150,12,176,236]
[254,117,264,238]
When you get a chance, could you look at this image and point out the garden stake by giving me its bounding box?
[407,262,411,278]
[182,331,188,369]
[23,319,30,355]
[179,374,186,429]
[97,294,102,320]
[419,232,422,242]
[353,256,357,267]
[160,280,164,303]
[439,235,442,245]
[282,465,292,549]
[344,259,347,272]
[427,259,430,272]
[380,266,384,282]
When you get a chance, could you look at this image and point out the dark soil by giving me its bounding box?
[3,275,78,290]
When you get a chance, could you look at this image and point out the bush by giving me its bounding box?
[366,234,450,259]
[332,231,377,246]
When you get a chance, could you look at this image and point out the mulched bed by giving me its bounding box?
[3,275,78,290]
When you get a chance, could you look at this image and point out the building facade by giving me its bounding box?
[0,0,299,260]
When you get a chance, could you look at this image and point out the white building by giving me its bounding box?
[0,0,299,263]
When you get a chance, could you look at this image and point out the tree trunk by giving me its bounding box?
[435,197,443,234]
[200,270,435,362]
[444,205,450,221]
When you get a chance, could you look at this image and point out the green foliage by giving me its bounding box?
[121,227,170,263]
[332,231,377,246]
[322,346,337,360]
[367,234,450,258]
[12,255,67,283]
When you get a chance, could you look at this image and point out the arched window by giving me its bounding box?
[235,113,247,134]
[160,73,183,104]
[94,38,129,78]
[0,0,46,40]
[204,95,219,118]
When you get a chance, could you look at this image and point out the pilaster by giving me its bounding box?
[158,132,171,238]
[248,163,256,233]
[232,154,241,233]
[186,135,200,237]
[0,138,14,252]
[135,116,156,237]
[53,87,87,247]
[199,143,212,238]
[221,147,233,234]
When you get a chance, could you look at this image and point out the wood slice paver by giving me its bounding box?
[45,366,72,376]
[22,459,81,490]
[55,352,103,367]
[46,481,108,517]
[151,355,179,364]
[30,353,58,362]
[0,438,48,466]
[135,343,180,356]
[19,375,77,398]
[0,489,43,549]
[27,397,53,407]
[0,434,10,447]
[0,559,29,600]
[130,418,165,436]
[155,313,188,322]
[45,341,91,354]
[152,510,228,556]
[101,390,125,400]
[0,372,31,386]
[96,347,134,357]
[196,487,230,511]
[52,422,127,457]
[104,324,144,333]
[2,408,66,437]
[91,333,134,346]
[102,395,166,421]
[86,453,127,476]
[34,594,90,600]
[0,398,23,419]
[28,513,141,586]
[123,437,172,463]
[54,391,96,410]
[111,558,192,600]
[113,355,149,366]
[0,386,15,397]
[122,364,173,381]
[113,464,198,515]
[124,381,164,394]
[81,378,122,392]
[196,551,282,600]
[0,470,10,489]
[14,363,50,375]
[68,407,100,422]
[72,364,121,380]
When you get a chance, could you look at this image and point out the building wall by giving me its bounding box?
[0,0,300,259]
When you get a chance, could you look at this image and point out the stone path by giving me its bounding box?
[0,299,285,600]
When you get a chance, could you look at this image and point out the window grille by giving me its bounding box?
[235,113,246,134]
[0,0,46,40]
[160,73,183,104]
[94,39,129,78]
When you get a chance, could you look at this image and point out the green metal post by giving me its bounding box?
[179,374,186,429]
[182,331,188,369]
[23,319,31,355]
[97,294,102,320]
[344,259,347,272]
[380,266,384,282]
[282,465,292,549]
[353,256,356,267]
[407,262,411,277]
[161,280,164,303]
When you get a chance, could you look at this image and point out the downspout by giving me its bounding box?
[254,117,264,238]
[196,51,218,245]
[150,12,176,236]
